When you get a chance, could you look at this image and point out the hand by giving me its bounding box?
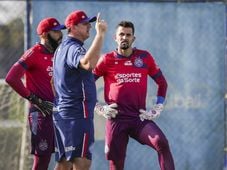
[95,12,107,36]
[139,104,164,121]
[26,93,53,117]
[94,103,118,119]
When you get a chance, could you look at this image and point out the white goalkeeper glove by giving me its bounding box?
[139,103,164,121]
[94,103,118,119]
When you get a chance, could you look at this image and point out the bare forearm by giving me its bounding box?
[80,34,105,70]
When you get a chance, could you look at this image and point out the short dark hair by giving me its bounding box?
[116,21,135,35]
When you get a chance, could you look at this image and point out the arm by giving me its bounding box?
[152,70,168,104]
[5,62,53,116]
[80,13,108,70]
[5,62,30,98]
[139,70,168,121]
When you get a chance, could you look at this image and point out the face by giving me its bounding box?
[47,30,63,51]
[115,26,135,50]
[72,22,92,41]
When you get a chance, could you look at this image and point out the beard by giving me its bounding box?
[120,41,130,50]
[47,34,62,51]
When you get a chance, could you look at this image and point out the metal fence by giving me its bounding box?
[0,0,226,170]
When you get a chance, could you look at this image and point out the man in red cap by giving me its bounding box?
[52,10,107,170]
[5,17,65,170]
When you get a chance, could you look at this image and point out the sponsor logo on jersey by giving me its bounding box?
[64,146,76,152]
[134,57,143,67]
[39,139,48,151]
[124,60,133,66]
[47,66,53,76]
[115,73,142,84]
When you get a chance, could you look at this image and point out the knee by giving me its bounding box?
[73,158,91,170]
[109,160,125,170]
[32,155,51,170]
[54,160,72,170]
[75,162,91,170]
[155,136,170,152]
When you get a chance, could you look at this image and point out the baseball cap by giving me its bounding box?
[65,10,97,28]
[37,17,66,35]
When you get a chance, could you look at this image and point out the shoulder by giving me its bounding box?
[95,51,116,67]
[133,48,152,58]
[21,44,40,59]
[64,40,85,54]
[102,51,116,60]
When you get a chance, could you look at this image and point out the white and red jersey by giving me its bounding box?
[93,48,163,118]
[6,44,54,102]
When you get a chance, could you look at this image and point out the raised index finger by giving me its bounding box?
[96,12,101,22]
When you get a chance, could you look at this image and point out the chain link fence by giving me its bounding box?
[0,1,33,170]
[0,0,226,170]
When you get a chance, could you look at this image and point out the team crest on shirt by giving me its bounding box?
[39,139,48,151]
[134,57,143,67]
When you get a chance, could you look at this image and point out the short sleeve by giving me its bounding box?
[66,45,86,69]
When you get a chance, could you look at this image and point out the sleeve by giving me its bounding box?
[5,62,30,98]
[66,45,85,69]
[147,53,160,76]
[92,55,107,79]
[147,53,168,103]
[19,48,35,70]
[152,71,168,103]
[5,48,36,98]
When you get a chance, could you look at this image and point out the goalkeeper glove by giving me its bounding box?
[139,103,164,121]
[26,93,53,117]
[94,103,118,119]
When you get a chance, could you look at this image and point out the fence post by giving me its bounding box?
[224,4,227,170]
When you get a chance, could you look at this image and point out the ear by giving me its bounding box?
[40,32,48,39]
[132,36,136,43]
[114,34,117,42]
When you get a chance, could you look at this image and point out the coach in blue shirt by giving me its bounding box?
[53,10,107,170]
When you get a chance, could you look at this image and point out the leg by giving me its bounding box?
[138,121,175,170]
[54,158,72,170]
[29,111,55,170]
[54,118,94,170]
[72,157,91,170]
[109,160,125,170]
[105,120,129,170]
[32,154,51,170]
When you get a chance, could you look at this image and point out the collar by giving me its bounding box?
[66,36,84,46]
[115,47,136,58]
[36,43,53,54]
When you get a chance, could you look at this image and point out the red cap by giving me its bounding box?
[36,17,66,35]
[65,10,97,28]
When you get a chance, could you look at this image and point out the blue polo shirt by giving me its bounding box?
[53,36,96,120]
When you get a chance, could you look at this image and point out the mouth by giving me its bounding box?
[121,41,128,46]
[120,41,129,50]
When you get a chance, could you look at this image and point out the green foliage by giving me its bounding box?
[0,18,24,78]
[0,127,22,170]
[0,83,25,122]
